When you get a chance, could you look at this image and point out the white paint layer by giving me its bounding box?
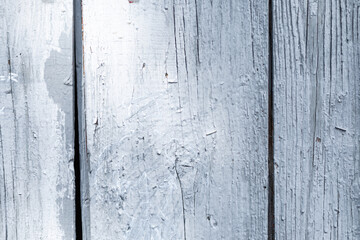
[81,0,269,239]
[0,0,75,239]
[274,1,360,239]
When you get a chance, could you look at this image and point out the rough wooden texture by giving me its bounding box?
[273,0,360,239]
[0,0,75,239]
[81,0,269,239]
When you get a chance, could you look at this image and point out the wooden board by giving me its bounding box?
[273,0,360,239]
[0,0,75,239]
[81,0,269,239]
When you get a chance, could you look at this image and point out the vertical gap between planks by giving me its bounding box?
[74,0,83,239]
[268,0,275,239]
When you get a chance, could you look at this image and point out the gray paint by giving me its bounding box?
[273,0,360,239]
[0,0,75,239]
[45,32,74,149]
[81,0,269,239]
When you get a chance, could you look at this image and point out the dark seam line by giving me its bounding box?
[74,0,83,239]
[268,0,275,239]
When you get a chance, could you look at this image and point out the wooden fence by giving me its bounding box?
[0,0,359,239]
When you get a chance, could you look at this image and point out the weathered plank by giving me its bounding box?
[0,0,75,239]
[81,0,269,239]
[273,0,360,239]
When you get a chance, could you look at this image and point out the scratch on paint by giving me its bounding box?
[167,79,178,84]
[206,130,217,136]
[335,126,347,132]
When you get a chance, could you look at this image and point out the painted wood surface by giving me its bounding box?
[0,0,75,239]
[81,0,269,239]
[273,0,360,239]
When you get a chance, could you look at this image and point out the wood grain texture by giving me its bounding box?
[273,0,360,239]
[81,0,269,239]
[0,0,75,239]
